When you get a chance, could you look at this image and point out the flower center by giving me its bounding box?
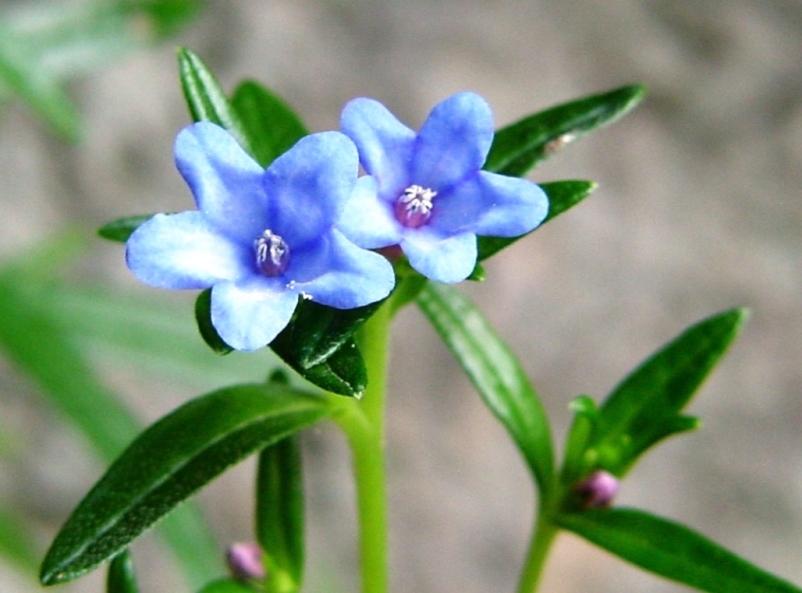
[394,184,436,228]
[254,229,290,276]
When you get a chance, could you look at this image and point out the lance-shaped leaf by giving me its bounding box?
[256,436,305,592]
[98,214,156,243]
[106,550,138,593]
[484,84,646,177]
[476,180,596,262]
[558,508,802,593]
[591,309,748,476]
[416,283,554,494]
[230,80,309,167]
[177,47,254,155]
[198,580,254,593]
[40,384,333,586]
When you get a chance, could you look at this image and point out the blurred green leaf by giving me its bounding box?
[559,395,599,484]
[476,180,596,262]
[177,47,255,156]
[0,504,40,575]
[40,383,332,585]
[124,0,203,39]
[197,579,254,593]
[230,80,309,167]
[256,436,305,592]
[97,214,155,243]
[558,508,802,593]
[416,283,554,494]
[485,84,646,177]
[591,309,747,475]
[106,550,138,593]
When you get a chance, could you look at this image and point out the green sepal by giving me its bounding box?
[476,180,596,263]
[197,579,255,593]
[256,436,305,592]
[194,289,234,355]
[40,383,333,586]
[106,550,138,593]
[97,214,156,243]
[416,283,554,495]
[484,84,646,177]
[230,80,309,167]
[558,508,802,593]
[592,308,748,476]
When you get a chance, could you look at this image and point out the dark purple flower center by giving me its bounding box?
[254,229,290,276]
[394,184,436,228]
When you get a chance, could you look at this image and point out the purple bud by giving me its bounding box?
[226,542,267,582]
[574,470,619,509]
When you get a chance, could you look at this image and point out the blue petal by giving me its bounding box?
[432,171,549,237]
[175,122,268,243]
[289,230,395,308]
[336,175,402,249]
[211,277,298,351]
[265,132,358,248]
[126,212,251,289]
[341,98,415,198]
[411,92,494,191]
[401,229,477,283]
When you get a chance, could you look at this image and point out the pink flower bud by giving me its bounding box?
[226,542,267,582]
[574,470,619,509]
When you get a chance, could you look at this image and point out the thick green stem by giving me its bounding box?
[516,508,559,593]
[334,303,391,593]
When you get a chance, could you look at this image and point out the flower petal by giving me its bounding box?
[174,122,267,243]
[336,175,402,249]
[211,277,298,351]
[126,212,251,289]
[401,229,477,283]
[432,171,549,237]
[411,92,494,191]
[290,229,395,308]
[265,132,358,248]
[341,98,415,198]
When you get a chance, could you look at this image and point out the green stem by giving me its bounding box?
[516,507,559,593]
[334,303,391,593]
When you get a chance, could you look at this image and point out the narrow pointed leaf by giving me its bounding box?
[40,384,333,585]
[177,47,254,155]
[272,335,367,397]
[98,214,156,243]
[106,550,138,593]
[559,508,802,593]
[198,580,255,593]
[476,180,596,262]
[230,80,309,167]
[256,436,305,590]
[593,309,747,475]
[195,289,234,355]
[485,84,646,177]
[416,283,553,493]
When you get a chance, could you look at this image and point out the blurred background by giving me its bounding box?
[1,0,802,592]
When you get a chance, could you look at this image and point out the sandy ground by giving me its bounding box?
[2,1,802,592]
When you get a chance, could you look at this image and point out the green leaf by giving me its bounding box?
[0,503,40,574]
[560,395,599,484]
[416,283,554,494]
[106,550,138,593]
[476,180,596,262]
[177,47,254,155]
[230,80,309,167]
[558,508,802,593]
[484,84,646,177]
[592,309,748,475]
[256,436,305,591]
[195,288,234,355]
[197,579,255,593]
[97,214,155,243]
[0,238,222,589]
[40,383,333,585]
[125,0,203,39]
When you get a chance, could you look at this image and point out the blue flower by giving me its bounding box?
[338,92,548,283]
[126,122,395,351]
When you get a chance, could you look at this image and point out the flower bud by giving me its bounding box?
[226,542,267,582]
[574,470,619,509]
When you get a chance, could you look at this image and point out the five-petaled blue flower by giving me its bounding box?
[337,92,549,283]
[126,122,395,351]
